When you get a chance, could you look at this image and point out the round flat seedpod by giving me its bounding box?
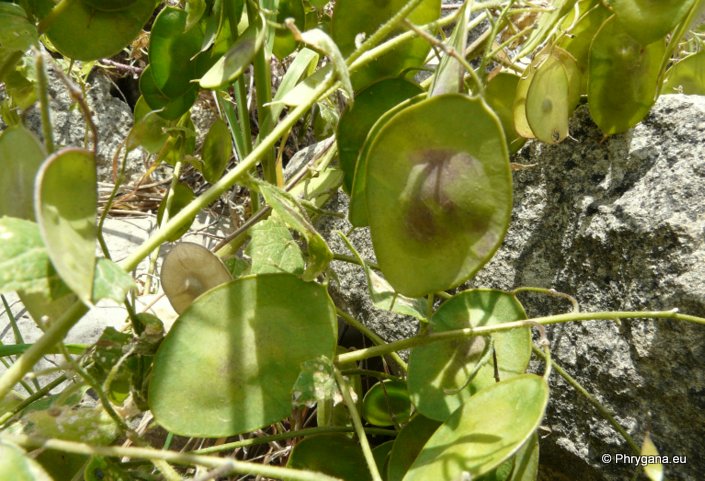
[362,380,412,427]
[365,94,511,297]
[513,63,537,139]
[588,15,665,135]
[606,0,695,45]
[160,242,232,314]
[485,72,526,154]
[525,50,573,144]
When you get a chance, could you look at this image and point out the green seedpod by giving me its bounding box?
[605,0,695,45]
[149,274,337,437]
[587,15,666,135]
[35,148,97,304]
[156,181,196,242]
[273,0,306,59]
[403,375,549,481]
[663,50,705,95]
[525,48,580,144]
[484,72,526,154]
[286,434,372,481]
[407,289,531,421]
[83,0,140,12]
[387,415,440,481]
[365,94,511,297]
[201,118,233,183]
[332,0,441,90]
[37,0,154,61]
[0,125,44,220]
[338,77,424,193]
[513,63,536,139]
[349,92,425,227]
[362,380,412,427]
[140,65,198,120]
[150,7,205,98]
[160,242,233,314]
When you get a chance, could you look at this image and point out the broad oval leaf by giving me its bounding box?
[286,434,372,481]
[140,65,198,120]
[332,0,441,90]
[0,125,45,220]
[150,7,204,98]
[160,242,233,314]
[0,442,53,481]
[246,217,305,276]
[408,289,531,421]
[607,0,695,45]
[403,375,549,481]
[362,380,412,427]
[587,15,666,135]
[35,148,97,303]
[149,273,337,436]
[200,14,266,89]
[40,0,154,61]
[337,77,423,193]
[273,0,305,59]
[663,50,705,95]
[366,94,511,297]
[388,415,441,481]
[201,118,233,183]
[484,72,526,154]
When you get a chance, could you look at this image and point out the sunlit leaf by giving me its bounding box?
[0,125,45,220]
[403,375,549,481]
[35,148,96,303]
[149,274,337,436]
[246,216,305,276]
[92,258,135,304]
[430,1,470,96]
[641,433,664,481]
[366,95,511,297]
[588,15,665,135]
[663,50,705,95]
[0,442,53,481]
[287,434,372,481]
[295,27,353,100]
[408,289,531,421]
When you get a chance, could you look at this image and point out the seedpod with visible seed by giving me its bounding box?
[160,242,232,314]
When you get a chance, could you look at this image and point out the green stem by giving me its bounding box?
[531,345,640,454]
[2,434,343,481]
[233,80,254,156]
[336,309,705,364]
[35,50,54,154]
[334,368,383,481]
[193,426,396,454]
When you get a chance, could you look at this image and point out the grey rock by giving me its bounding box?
[322,94,705,480]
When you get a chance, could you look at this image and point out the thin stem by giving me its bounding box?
[478,0,516,82]
[512,286,580,312]
[35,49,54,154]
[333,368,383,481]
[336,309,705,365]
[531,345,640,454]
[2,434,343,481]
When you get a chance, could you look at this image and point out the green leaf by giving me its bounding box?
[607,0,695,45]
[185,0,207,31]
[403,375,549,481]
[150,7,205,98]
[246,217,305,275]
[587,15,666,135]
[408,290,531,422]
[0,125,45,220]
[82,0,140,12]
[84,456,132,481]
[0,3,37,80]
[140,65,198,120]
[362,380,412,427]
[365,94,512,297]
[156,181,196,242]
[663,50,705,95]
[279,64,332,107]
[332,0,441,90]
[252,178,333,280]
[641,433,664,481]
[387,415,440,481]
[291,355,339,408]
[430,1,470,96]
[149,273,337,436]
[201,118,233,183]
[160,242,232,314]
[39,0,154,61]
[22,406,119,445]
[128,97,172,153]
[0,442,53,481]
[508,433,539,481]
[337,77,423,193]
[484,73,526,154]
[92,258,135,303]
[273,0,305,59]
[200,13,266,89]
[286,434,373,481]
[295,27,353,100]
[35,148,96,303]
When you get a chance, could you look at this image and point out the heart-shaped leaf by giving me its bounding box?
[0,125,45,220]
[408,289,531,421]
[35,148,96,303]
[403,375,549,481]
[365,94,512,297]
[588,15,666,135]
[149,273,337,436]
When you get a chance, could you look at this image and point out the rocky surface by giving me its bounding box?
[323,94,705,481]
